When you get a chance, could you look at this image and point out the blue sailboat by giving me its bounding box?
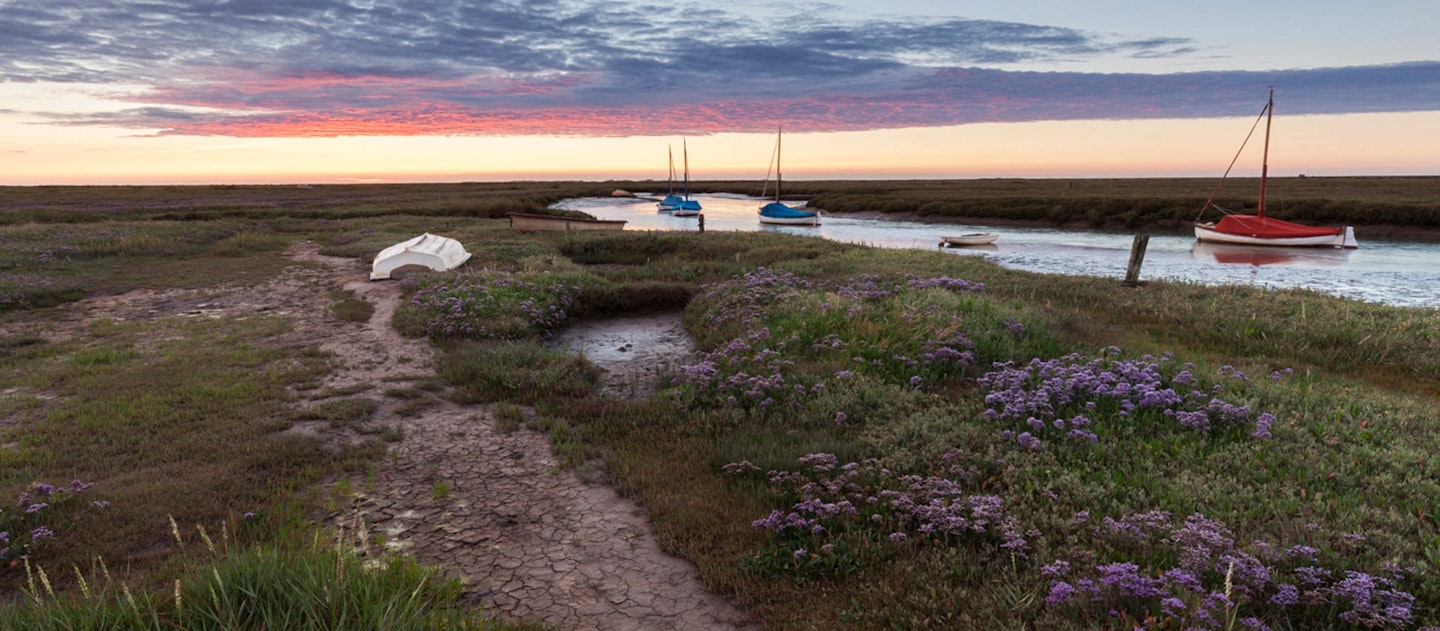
[657,144,683,211]
[672,138,702,217]
[757,127,819,225]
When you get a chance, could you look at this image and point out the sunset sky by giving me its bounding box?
[1,0,1436,185]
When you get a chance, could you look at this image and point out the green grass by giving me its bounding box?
[436,340,600,405]
[0,533,536,631]
[0,314,354,592]
[329,290,375,323]
[297,397,381,427]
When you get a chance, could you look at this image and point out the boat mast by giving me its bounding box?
[682,138,690,200]
[1258,87,1273,219]
[775,127,783,203]
[667,145,675,196]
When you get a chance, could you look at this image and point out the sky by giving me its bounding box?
[0,0,1436,184]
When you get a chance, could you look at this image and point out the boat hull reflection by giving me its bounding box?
[1191,241,1352,267]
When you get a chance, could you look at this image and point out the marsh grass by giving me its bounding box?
[328,289,375,323]
[6,184,1440,629]
[492,403,526,433]
[437,340,600,404]
[394,397,441,419]
[0,313,353,593]
[0,220,295,312]
[298,397,380,427]
[525,416,588,471]
[0,532,533,631]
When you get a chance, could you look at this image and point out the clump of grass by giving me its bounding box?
[312,382,374,398]
[328,290,375,323]
[378,424,404,442]
[436,340,599,404]
[206,230,288,257]
[0,533,533,630]
[393,268,598,340]
[569,280,694,317]
[492,403,526,433]
[394,397,440,418]
[297,397,379,427]
[558,232,687,265]
[0,274,88,311]
[431,479,452,501]
[382,385,427,400]
[526,415,586,470]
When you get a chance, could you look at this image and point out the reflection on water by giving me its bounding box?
[553,195,1440,309]
[1189,241,1353,267]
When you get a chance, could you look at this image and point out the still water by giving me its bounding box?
[554,194,1440,309]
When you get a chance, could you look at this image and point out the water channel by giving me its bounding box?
[554,194,1440,309]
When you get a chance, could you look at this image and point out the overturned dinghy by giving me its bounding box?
[370,233,471,280]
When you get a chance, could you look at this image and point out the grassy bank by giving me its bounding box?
[399,228,1439,628]
[2,185,1438,629]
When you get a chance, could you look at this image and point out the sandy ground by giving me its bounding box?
[7,242,754,630]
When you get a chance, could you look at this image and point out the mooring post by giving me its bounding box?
[1123,234,1150,286]
[698,214,705,233]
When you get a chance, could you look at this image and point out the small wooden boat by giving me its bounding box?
[507,212,627,232]
[941,232,999,247]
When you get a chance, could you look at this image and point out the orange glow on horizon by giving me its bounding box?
[2,111,1438,186]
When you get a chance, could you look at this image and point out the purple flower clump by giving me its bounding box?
[745,453,1029,563]
[1045,510,1419,629]
[2,479,100,561]
[406,271,578,339]
[979,350,1279,448]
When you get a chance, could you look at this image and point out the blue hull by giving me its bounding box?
[758,202,819,225]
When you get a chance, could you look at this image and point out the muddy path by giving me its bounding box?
[12,242,754,630]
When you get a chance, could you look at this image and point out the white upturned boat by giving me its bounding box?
[370,233,471,280]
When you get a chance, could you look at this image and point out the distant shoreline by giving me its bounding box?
[4,177,1438,243]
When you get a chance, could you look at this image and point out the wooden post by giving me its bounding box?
[698,214,705,233]
[1123,234,1149,286]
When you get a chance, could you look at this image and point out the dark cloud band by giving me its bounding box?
[2,1,1435,136]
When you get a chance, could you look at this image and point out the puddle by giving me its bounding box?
[547,312,696,398]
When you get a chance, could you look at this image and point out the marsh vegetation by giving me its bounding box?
[1,182,1438,629]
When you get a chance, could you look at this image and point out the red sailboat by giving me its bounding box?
[1193,89,1358,249]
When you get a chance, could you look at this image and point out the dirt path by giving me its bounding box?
[16,243,755,630]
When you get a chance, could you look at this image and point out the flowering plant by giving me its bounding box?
[1,480,105,563]
[735,453,1029,577]
[400,270,582,340]
[1044,510,1419,630]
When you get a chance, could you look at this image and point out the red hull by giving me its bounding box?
[1211,215,1343,239]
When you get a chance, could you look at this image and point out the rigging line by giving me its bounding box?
[760,135,779,200]
[1197,99,1271,221]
